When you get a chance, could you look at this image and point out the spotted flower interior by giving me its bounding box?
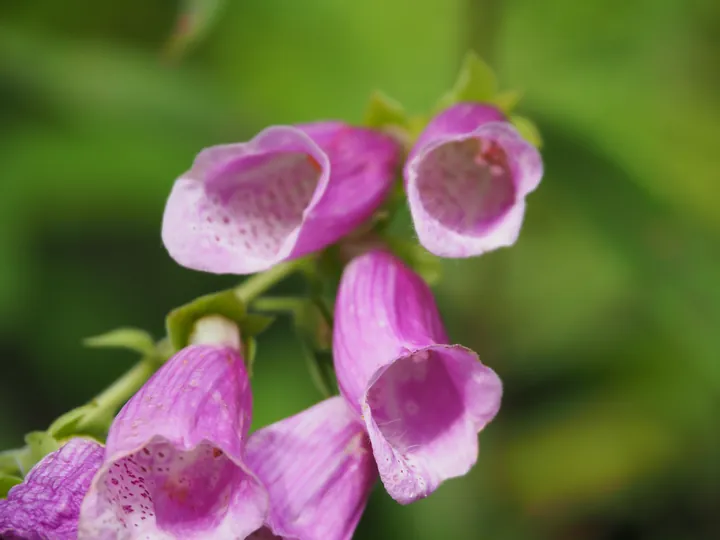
[416,137,516,235]
[96,439,255,535]
[199,152,322,261]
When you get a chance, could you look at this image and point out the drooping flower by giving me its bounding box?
[333,250,502,504]
[0,437,104,540]
[78,345,267,539]
[245,397,376,540]
[162,122,399,275]
[404,103,543,258]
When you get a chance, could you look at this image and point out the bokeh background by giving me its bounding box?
[1,0,719,538]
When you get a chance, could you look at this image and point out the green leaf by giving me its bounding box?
[436,51,498,111]
[83,327,155,356]
[364,91,408,129]
[47,404,96,439]
[511,115,543,148]
[0,473,22,498]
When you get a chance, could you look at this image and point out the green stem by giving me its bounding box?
[69,261,305,435]
[77,359,156,430]
[252,296,304,314]
[234,258,308,304]
[463,0,501,64]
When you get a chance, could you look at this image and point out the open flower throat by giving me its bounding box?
[201,152,323,260]
[416,137,515,234]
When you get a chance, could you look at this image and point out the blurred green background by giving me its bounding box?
[1,0,719,538]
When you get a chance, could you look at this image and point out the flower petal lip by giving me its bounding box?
[333,250,502,503]
[404,102,543,257]
[162,122,399,275]
[408,102,507,158]
[0,437,104,540]
[245,397,377,540]
[78,345,268,539]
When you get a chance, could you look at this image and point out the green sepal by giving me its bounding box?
[0,473,22,498]
[243,336,258,376]
[155,337,174,363]
[240,313,276,338]
[47,404,97,439]
[299,346,337,400]
[83,327,156,356]
[511,115,543,148]
[493,89,523,114]
[71,411,115,442]
[0,448,24,475]
[167,289,243,351]
[436,51,498,112]
[406,114,429,141]
[383,236,443,285]
[364,91,409,129]
[25,432,59,463]
[166,289,276,352]
[11,432,61,477]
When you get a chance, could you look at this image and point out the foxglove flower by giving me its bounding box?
[78,345,267,539]
[404,103,543,257]
[333,250,502,504]
[246,397,376,540]
[162,123,399,274]
[0,438,103,540]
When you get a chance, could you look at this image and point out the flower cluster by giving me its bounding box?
[1,98,542,539]
[161,103,541,271]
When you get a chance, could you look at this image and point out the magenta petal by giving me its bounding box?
[410,103,507,153]
[245,397,376,540]
[0,438,103,540]
[333,250,502,503]
[78,345,267,539]
[405,103,543,258]
[162,123,399,275]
